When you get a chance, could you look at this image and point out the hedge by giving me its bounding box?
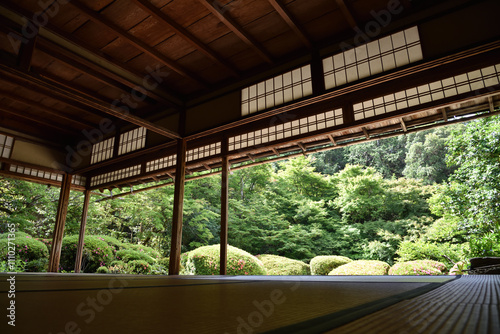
[115,249,155,265]
[310,255,352,275]
[60,235,115,273]
[329,260,390,275]
[256,254,310,275]
[181,245,267,275]
[389,260,447,275]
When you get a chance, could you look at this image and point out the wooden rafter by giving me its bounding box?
[335,0,358,28]
[17,29,38,70]
[0,105,75,135]
[400,118,408,132]
[0,2,183,107]
[362,127,370,139]
[133,0,239,77]
[67,0,207,87]
[198,0,273,64]
[267,0,312,49]
[0,64,181,139]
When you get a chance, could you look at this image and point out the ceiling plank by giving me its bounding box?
[67,0,207,87]
[335,0,358,29]
[0,2,183,107]
[266,0,312,49]
[0,63,181,139]
[198,0,273,64]
[133,0,239,77]
[0,105,75,135]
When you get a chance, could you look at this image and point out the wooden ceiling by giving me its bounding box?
[0,0,431,147]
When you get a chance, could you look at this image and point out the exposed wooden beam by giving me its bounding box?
[400,118,408,132]
[267,0,312,49]
[74,190,91,273]
[17,30,38,71]
[327,134,337,146]
[0,89,94,129]
[202,163,212,171]
[335,0,358,29]
[297,142,307,156]
[271,147,280,156]
[68,0,207,87]
[48,174,72,272]
[0,2,183,107]
[441,108,449,122]
[0,64,181,139]
[199,0,273,64]
[0,105,76,135]
[489,96,495,113]
[133,0,239,77]
[169,139,187,275]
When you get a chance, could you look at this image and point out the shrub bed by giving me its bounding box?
[181,245,267,275]
[123,244,161,260]
[389,260,447,275]
[60,235,114,273]
[310,255,352,275]
[115,249,155,265]
[256,254,310,275]
[329,260,390,275]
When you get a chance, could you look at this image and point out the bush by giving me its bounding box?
[395,240,469,268]
[256,254,310,275]
[310,255,352,275]
[389,260,447,275]
[108,261,129,274]
[123,244,161,259]
[127,260,152,275]
[181,245,267,275]
[95,236,124,253]
[60,235,114,273]
[96,266,109,274]
[116,249,155,265]
[0,233,49,271]
[329,260,390,275]
[25,258,49,272]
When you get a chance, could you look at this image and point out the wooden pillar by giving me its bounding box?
[74,189,91,273]
[168,139,187,275]
[220,138,229,275]
[48,174,73,273]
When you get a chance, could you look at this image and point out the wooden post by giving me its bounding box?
[168,139,186,275]
[48,174,73,273]
[220,137,229,275]
[74,190,91,273]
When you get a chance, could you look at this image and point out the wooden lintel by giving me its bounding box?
[169,139,186,275]
[74,189,91,273]
[134,0,238,77]
[199,0,273,63]
[362,127,370,139]
[48,174,72,272]
[267,0,312,49]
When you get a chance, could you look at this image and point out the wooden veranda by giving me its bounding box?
[0,0,499,331]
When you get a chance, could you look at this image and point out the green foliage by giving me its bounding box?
[329,260,390,275]
[116,249,155,265]
[395,240,469,267]
[127,260,152,274]
[60,235,114,273]
[309,255,352,275]
[256,254,310,275]
[181,245,267,275]
[0,232,49,265]
[25,258,48,272]
[389,260,447,275]
[96,266,109,274]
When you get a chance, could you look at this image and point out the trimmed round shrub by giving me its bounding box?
[127,260,152,275]
[181,245,267,275]
[60,235,114,273]
[256,254,310,275]
[0,233,49,270]
[329,260,390,275]
[123,244,161,260]
[115,249,155,265]
[96,266,109,274]
[389,260,447,276]
[310,256,352,275]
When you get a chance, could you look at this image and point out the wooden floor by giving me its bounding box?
[0,274,497,333]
